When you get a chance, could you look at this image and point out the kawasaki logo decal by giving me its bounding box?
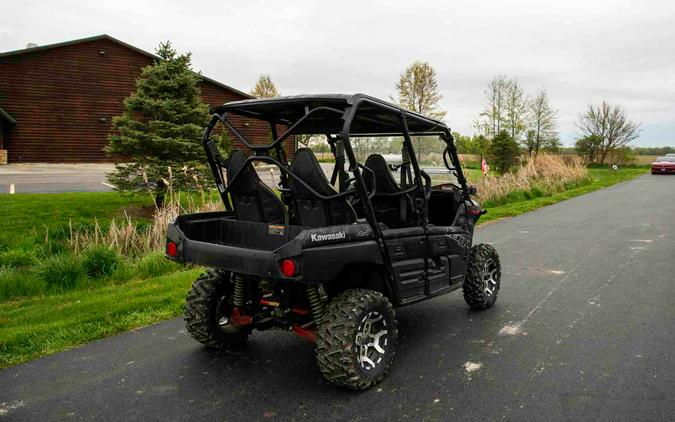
[310,231,346,242]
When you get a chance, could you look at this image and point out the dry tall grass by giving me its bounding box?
[472,154,590,204]
[68,156,589,255]
[68,170,223,256]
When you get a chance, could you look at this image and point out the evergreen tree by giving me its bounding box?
[487,131,521,173]
[105,41,210,206]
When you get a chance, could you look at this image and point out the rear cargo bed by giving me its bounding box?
[175,211,306,251]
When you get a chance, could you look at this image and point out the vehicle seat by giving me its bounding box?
[288,148,356,227]
[364,154,415,229]
[226,150,286,224]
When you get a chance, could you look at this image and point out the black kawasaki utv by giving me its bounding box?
[165,94,501,390]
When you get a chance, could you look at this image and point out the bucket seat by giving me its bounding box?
[226,150,286,224]
[364,154,415,229]
[288,148,356,227]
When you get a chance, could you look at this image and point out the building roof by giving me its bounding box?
[0,34,253,99]
[0,106,16,124]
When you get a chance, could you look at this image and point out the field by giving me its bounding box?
[0,166,648,367]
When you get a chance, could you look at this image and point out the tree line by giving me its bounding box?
[254,64,642,170]
[105,41,647,202]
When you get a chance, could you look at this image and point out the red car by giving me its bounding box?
[651,156,675,174]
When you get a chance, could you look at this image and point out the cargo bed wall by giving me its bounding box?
[176,212,306,251]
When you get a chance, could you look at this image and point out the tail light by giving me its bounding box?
[280,259,297,277]
[166,241,177,257]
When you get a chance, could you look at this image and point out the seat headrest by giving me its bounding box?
[226,150,259,192]
[365,154,400,194]
[289,148,336,196]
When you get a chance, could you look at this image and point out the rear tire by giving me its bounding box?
[315,289,398,390]
[463,244,501,310]
[185,269,251,349]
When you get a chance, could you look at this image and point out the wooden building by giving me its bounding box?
[0,34,292,163]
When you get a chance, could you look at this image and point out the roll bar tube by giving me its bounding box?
[219,106,344,153]
[203,114,231,210]
[440,129,471,199]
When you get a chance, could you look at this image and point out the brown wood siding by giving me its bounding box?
[0,38,293,163]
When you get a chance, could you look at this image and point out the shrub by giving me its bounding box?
[82,246,121,279]
[488,131,521,173]
[135,252,182,279]
[0,249,37,268]
[0,267,47,300]
[35,255,87,291]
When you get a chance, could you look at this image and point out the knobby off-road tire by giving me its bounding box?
[463,244,501,310]
[316,289,398,390]
[185,269,251,349]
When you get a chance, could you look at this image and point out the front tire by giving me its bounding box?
[185,269,251,349]
[463,244,501,310]
[316,289,398,390]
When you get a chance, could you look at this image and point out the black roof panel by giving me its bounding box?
[211,94,449,136]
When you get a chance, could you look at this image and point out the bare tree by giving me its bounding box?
[504,79,527,141]
[577,101,641,164]
[393,62,446,120]
[392,61,446,157]
[250,74,279,98]
[477,75,510,139]
[527,89,558,156]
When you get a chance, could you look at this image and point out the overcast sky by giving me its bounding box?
[2,0,674,146]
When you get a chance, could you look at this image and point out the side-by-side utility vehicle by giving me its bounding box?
[166,94,502,390]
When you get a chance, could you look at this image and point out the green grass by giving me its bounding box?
[0,269,201,367]
[0,192,151,250]
[478,168,647,224]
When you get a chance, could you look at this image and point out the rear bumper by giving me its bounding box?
[165,214,383,283]
[651,166,675,174]
[183,238,279,278]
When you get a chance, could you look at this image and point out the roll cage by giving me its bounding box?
[202,94,471,236]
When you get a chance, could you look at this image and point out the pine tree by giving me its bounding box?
[105,41,210,206]
[488,131,521,173]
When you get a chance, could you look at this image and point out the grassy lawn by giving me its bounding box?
[0,167,647,368]
[0,269,200,367]
[0,192,152,249]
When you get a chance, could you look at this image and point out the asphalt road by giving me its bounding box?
[0,164,115,193]
[1,174,673,421]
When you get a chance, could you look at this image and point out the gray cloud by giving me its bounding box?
[2,0,674,145]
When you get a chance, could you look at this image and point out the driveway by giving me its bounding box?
[0,174,673,421]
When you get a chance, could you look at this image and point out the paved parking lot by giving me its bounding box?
[0,163,342,194]
[0,164,115,194]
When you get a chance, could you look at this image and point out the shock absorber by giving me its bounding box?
[306,285,324,324]
[233,274,246,308]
